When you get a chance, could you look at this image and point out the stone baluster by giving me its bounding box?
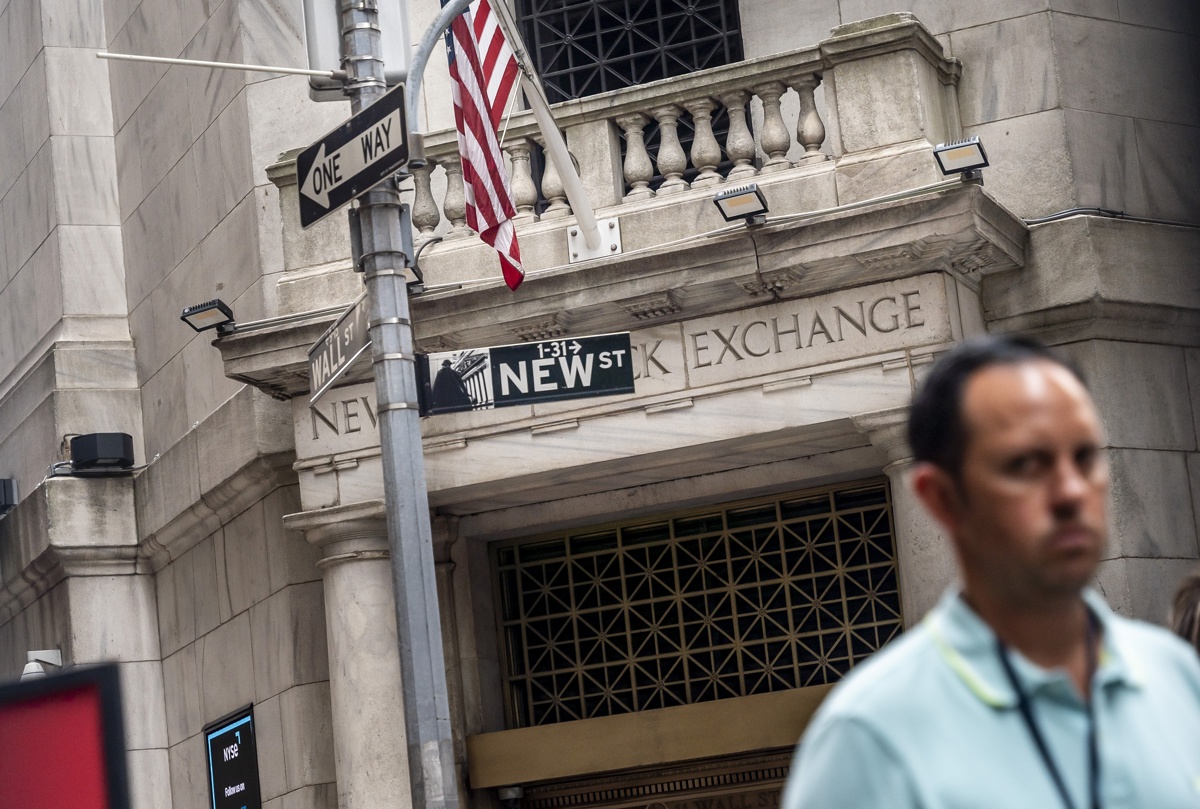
[441,158,472,237]
[283,502,412,809]
[616,112,655,200]
[683,97,722,188]
[791,74,828,163]
[506,138,538,220]
[752,81,793,173]
[536,137,571,219]
[650,104,689,194]
[411,159,441,238]
[850,409,958,627]
[717,90,758,181]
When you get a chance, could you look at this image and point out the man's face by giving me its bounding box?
[939,360,1109,604]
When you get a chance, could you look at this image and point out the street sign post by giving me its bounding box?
[308,293,370,405]
[296,82,408,228]
[417,333,635,415]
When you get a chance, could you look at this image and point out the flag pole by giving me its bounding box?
[474,1,604,251]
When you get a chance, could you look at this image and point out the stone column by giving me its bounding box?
[284,501,409,809]
[851,408,958,627]
[431,516,471,806]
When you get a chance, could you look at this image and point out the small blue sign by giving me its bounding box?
[205,707,261,809]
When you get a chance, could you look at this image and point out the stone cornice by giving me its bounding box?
[217,184,1026,400]
[0,477,139,622]
[987,299,1200,347]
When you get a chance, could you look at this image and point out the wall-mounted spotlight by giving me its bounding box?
[180,299,235,333]
[70,433,135,472]
[0,478,16,517]
[497,786,524,809]
[933,137,989,180]
[713,183,769,225]
[21,649,63,681]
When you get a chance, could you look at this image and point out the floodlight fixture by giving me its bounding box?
[70,433,135,471]
[21,649,63,681]
[713,183,769,225]
[180,299,235,333]
[0,479,16,517]
[933,137,989,180]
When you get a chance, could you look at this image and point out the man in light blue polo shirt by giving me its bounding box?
[782,336,1200,808]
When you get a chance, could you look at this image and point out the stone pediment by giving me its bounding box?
[217,183,1025,401]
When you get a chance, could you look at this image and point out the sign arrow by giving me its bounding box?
[296,83,408,228]
[300,108,403,210]
[570,340,582,354]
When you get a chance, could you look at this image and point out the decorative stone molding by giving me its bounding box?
[849,406,911,466]
[739,270,801,297]
[0,477,139,622]
[618,291,682,321]
[509,315,573,342]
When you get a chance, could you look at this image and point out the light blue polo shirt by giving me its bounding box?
[782,589,1200,808]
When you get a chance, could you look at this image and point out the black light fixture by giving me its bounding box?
[713,182,769,225]
[180,299,235,333]
[0,479,17,517]
[70,433,135,472]
[933,136,989,180]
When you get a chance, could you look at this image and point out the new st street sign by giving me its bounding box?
[418,333,636,415]
[297,83,408,228]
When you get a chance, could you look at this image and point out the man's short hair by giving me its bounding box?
[907,335,1086,478]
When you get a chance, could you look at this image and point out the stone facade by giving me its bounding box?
[0,2,1197,809]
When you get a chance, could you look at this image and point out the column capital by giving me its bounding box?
[283,500,389,561]
[850,406,912,467]
[431,515,460,565]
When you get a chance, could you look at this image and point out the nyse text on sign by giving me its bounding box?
[205,709,262,809]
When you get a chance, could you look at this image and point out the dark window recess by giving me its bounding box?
[493,482,904,728]
[517,0,744,194]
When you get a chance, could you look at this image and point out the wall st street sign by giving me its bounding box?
[418,333,635,415]
[309,294,370,405]
[296,82,408,228]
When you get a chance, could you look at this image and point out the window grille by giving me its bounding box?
[516,0,745,195]
[494,482,903,728]
[516,0,745,104]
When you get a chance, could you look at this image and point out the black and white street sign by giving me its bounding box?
[309,294,370,405]
[297,82,408,228]
[418,333,635,415]
[204,707,262,809]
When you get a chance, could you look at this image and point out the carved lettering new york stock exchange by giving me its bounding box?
[629,273,952,389]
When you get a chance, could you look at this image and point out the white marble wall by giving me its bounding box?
[156,484,335,809]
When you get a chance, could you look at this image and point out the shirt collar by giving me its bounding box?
[925,587,1142,710]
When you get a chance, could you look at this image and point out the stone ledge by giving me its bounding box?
[217,184,1026,401]
[134,388,298,572]
[0,476,138,622]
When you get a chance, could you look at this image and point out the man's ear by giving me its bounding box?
[911,461,965,539]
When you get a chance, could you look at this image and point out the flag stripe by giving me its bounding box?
[445,0,524,290]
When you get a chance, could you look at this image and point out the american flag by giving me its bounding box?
[445,0,524,290]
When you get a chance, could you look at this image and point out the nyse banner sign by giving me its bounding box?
[418,333,635,415]
[205,707,262,809]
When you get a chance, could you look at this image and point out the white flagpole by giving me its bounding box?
[488,2,602,251]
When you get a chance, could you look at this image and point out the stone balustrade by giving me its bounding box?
[409,45,831,241]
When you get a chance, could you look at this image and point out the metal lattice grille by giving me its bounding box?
[494,483,903,728]
[517,0,745,104]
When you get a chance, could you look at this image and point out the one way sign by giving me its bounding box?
[297,83,408,228]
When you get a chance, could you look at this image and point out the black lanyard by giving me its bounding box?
[995,613,1101,809]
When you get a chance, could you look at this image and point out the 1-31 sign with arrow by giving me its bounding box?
[296,83,408,228]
